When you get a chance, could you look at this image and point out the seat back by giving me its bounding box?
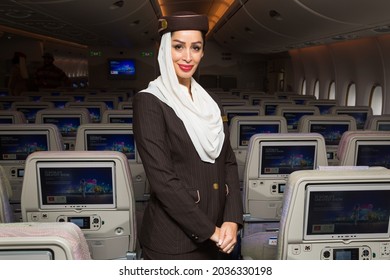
[275,105,320,132]
[364,115,390,131]
[118,101,133,110]
[278,167,390,260]
[0,165,14,223]
[298,114,357,165]
[85,96,119,110]
[330,106,373,130]
[223,105,263,127]
[221,99,250,106]
[0,124,63,221]
[337,130,390,168]
[287,94,316,105]
[260,99,294,116]
[11,101,54,123]
[305,99,337,115]
[65,101,106,123]
[101,109,133,124]
[74,123,148,202]
[241,133,328,259]
[229,116,288,183]
[0,110,27,124]
[243,132,328,221]
[0,222,91,259]
[40,96,75,109]
[21,150,138,260]
[35,108,91,151]
[0,97,29,111]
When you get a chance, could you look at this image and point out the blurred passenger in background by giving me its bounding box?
[8,51,29,96]
[35,52,70,89]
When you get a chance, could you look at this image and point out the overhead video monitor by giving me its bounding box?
[259,141,317,177]
[238,121,280,147]
[304,184,390,241]
[84,130,136,161]
[355,141,390,168]
[108,58,136,80]
[37,161,116,209]
[0,131,49,161]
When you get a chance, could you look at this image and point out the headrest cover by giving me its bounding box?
[158,11,209,36]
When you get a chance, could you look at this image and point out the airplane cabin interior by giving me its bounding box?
[0,0,390,261]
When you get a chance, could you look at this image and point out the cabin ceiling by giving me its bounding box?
[1,0,390,53]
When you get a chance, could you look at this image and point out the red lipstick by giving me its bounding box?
[178,64,193,72]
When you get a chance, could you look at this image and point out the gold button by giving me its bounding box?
[213,183,219,190]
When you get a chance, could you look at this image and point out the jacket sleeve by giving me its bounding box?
[133,92,216,242]
[223,140,244,227]
[214,96,244,227]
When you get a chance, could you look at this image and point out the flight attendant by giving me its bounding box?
[8,51,29,96]
[133,11,243,260]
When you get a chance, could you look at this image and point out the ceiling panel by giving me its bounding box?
[297,0,390,26]
[1,0,390,54]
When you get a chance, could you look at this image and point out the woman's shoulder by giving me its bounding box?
[134,90,159,102]
[133,90,166,111]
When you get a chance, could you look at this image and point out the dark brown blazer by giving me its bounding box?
[133,91,243,255]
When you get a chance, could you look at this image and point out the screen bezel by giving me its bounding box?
[303,183,390,241]
[107,114,133,124]
[0,130,50,162]
[282,110,316,131]
[354,140,390,167]
[67,104,102,123]
[376,121,390,131]
[83,129,137,162]
[0,116,14,124]
[237,120,281,148]
[107,58,136,80]
[336,110,368,130]
[14,106,48,123]
[309,121,351,146]
[225,110,260,125]
[37,161,117,210]
[42,114,82,138]
[258,141,318,178]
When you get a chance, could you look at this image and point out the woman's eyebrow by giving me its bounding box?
[172,39,202,44]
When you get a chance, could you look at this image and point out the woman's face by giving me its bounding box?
[171,30,204,86]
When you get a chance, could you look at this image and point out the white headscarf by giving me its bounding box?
[140,32,225,163]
